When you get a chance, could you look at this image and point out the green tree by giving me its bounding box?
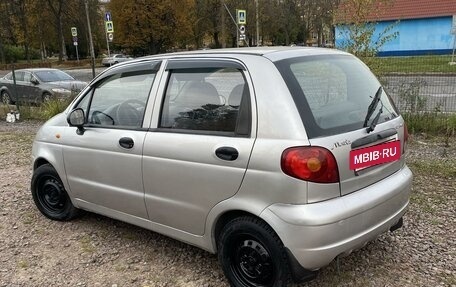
[109,0,194,55]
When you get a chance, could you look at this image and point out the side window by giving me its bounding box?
[84,70,156,128]
[4,73,12,80]
[15,72,24,82]
[23,72,32,83]
[160,67,250,135]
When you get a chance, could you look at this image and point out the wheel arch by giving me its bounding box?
[213,210,256,251]
[212,209,280,254]
[33,157,51,170]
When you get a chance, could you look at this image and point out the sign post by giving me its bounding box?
[71,27,79,64]
[236,9,247,46]
[104,12,113,59]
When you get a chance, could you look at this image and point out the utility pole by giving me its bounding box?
[221,0,226,48]
[256,0,260,46]
[85,0,96,79]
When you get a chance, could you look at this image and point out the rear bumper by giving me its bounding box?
[260,164,412,270]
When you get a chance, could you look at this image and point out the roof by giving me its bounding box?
[131,46,349,63]
[337,0,456,22]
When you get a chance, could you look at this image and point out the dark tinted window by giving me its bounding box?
[160,67,249,135]
[275,55,398,138]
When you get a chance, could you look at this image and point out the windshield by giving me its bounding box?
[34,70,75,82]
[275,54,398,138]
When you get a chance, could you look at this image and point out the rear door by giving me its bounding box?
[142,59,255,235]
[275,54,406,197]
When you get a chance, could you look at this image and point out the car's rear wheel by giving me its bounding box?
[218,216,292,287]
[31,164,80,221]
[2,91,12,105]
[42,92,52,103]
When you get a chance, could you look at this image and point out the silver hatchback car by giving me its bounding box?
[31,47,412,287]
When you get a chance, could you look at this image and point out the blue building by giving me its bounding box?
[335,0,456,56]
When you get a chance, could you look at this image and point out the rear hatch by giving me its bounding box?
[275,54,407,197]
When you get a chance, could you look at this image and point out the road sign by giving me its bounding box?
[108,33,114,42]
[73,36,78,42]
[237,9,246,25]
[73,42,78,46]
[239,25,245,35]
[71,27,77,37]
[105,11,112,22]
[106,21,114,33]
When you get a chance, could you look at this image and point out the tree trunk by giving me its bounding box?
[58,15,67,61]
[213,31,220,48]
[0,36,4,64]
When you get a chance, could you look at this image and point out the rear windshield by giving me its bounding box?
[275,55,398,138]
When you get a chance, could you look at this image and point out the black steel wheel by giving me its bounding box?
[1,90,12,105]
[31,164,80,221]
[218,216,292,287]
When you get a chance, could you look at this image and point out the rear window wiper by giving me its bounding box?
[363,86,383,132]
[367,100,383,133]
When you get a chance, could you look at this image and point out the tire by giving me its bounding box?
[42,93,52,103]
[31,164,80,221]
[2,90,12,105]
[218,216,292,287]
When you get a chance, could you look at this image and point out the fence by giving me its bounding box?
[373,54,456,114]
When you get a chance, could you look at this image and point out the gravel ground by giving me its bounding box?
[0,120,455,287]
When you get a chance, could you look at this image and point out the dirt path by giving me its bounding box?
[0,120,454,287]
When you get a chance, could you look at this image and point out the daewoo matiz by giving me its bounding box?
[31,47,412,287]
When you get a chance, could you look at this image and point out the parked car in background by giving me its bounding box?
[31,47,412,287]
[101,54,133,66]
[0,68,87,105]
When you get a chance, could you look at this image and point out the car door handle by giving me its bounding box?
[215,147,239,161]
[119,137,134,149]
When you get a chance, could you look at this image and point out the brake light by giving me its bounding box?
[281,146,339,183]
[403,123,409,154]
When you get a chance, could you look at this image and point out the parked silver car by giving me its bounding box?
[101,53,133,66]
[0,68,87,105]
[31,47,412,287]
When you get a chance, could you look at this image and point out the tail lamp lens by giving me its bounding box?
[281,146,339,183]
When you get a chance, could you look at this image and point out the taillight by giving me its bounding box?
[281,146,339,183]
[403,123,409,154]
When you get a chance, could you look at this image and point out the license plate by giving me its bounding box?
[349,140,401,170]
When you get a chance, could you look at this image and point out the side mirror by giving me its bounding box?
[31,77,39,85]
[67,108,86,135]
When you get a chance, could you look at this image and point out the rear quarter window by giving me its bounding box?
[275,55,398,138]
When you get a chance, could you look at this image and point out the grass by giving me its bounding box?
[408,160,456,178]
[369,55,456,74]
[1,97,72,121]
[403,112,456,140]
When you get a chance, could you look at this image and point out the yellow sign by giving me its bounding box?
[237,9,246,25]
[105,21,114,33]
